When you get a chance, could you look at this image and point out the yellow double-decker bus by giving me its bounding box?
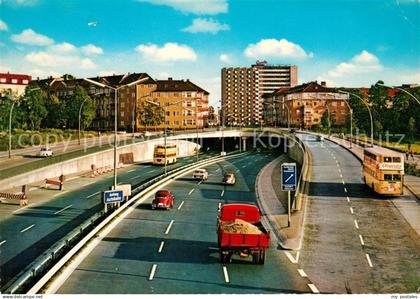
[153,144,177,165]
[363,147,404,195]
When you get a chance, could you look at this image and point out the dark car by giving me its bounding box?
[152,190,175,210]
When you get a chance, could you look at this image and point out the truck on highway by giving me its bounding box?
[217,203,270,264]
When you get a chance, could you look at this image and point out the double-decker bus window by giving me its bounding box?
[393,157,401,163]
[393,174,401,181]
[384,174,393,181]
[384,157,392,162]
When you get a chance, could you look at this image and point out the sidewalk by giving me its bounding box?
[256,155,306,250]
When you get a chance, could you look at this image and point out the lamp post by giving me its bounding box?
[8,87,40,159]
[84,76,149,189]
[239,115,251,152]
[378,83,420,105]
[339,90,374,147]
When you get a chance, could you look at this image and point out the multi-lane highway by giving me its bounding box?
[297,134,420,293]
[48,151,313,294]
[0,152,217,289]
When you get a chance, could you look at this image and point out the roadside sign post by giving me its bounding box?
[103,190,124,213]
[281,163,297,227]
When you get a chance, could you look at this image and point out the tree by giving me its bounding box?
[18,87,48,130]
[43,94,67,128]
[138,102,164,131]
[65,86,95,129]
[408,117,416,143]
[321,109,330,131]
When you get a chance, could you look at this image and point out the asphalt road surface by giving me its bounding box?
[0,152,216,289]
[298,134,420,293]
[54,151,313,294]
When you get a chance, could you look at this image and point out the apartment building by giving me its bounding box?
[37,74,209,131]
[136,77,209,131]
[221,61,297,126]
[0,72,32,97]
[263,81,350,128]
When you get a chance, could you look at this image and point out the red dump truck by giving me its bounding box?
[217,203,270,264]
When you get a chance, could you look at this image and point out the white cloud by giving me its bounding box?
[81,44,103,55]
[30,68,60,78]
[0,65,12,72]
[11,29,54,46]
[137,0,228,15]
[48,42,77,53]
[327,50,383,78]
[244,38,313,60]
[182,18,229,34]
[0,19,8,31]
[135,42,197,62]
[25,51,96,69]
[219,53,232,63]
[394,71,420,84]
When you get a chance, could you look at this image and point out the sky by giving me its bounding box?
[0,0,419,106]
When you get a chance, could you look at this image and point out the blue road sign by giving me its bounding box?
[281,163,297,191]
[103,190,124,204]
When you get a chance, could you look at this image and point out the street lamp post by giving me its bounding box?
[78,97,88,146]
[339,90,374,147]
[239,115,251,152]
[378,83,420,105]
[84,76,149,189]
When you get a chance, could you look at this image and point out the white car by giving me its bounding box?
[144,131,152,137]
[193,169,208,180]
[39,147,53,157]
[223,173,236,185]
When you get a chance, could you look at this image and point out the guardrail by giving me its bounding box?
[4,150,245,294]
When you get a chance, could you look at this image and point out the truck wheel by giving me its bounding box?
[252,253,260,264]
[259,250,266,265]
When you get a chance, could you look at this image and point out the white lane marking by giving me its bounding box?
[359,234,365,246]
[223,266,230,283]
[87,191,100,199]
[339,174,343,178]
[221,190,225,197]
[158,241,165,253]
[81,181,95,187]
[297,269,307,277]
[13,204,34,214]
[53,191,68,197]
[354,220,359,229]
[131,175,141,180]
[344,187,348,193]
[165,220,174,235]
[350,207,354,214]
[0,240,6,246]
[284,251,298,264]
[147,170,155,174]
[149,264,157,280]
[342,181,346,185]
[177,201,185,210]
[218,202,222,211]
[347,196,350,202]
[308,284,320,294]
[128,169,137,173]
[366,254,373,267]
[66,176,79,182]
[235,169,240,173]
[197,181,202,185]
[215,169,221,172]
[242,165,246,168]
[338,168,342,173]
[20,224,35,233]
[188,189,194,195]
[54,204,73,215]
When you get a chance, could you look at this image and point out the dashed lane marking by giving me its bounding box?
[149,264,157,280]
[20,224,35,233]
[366,254,373,267]
[0,240,6,246]
[127,169,137,173]
[347,196,350,202]
[147,170,155,174]
[81,181,95,187]
[87,191,100,199]
[350,207,354,214]
[218,203,221,210]
[354,220,359,229]
[339,174,343,178]
[158,241,165,253]
[188,189,195,195]
[131,175,142,180]
[359,234,365,246]
[284,251,299,264]
[165,220,174,235]
[308,284,320,294]
[223,266,230,283]
[197,181,202,185]
[221,190,225,197]
[177,201,185,210]
[54,204,73,215]
[297,269,307,277]
[235,169,240,173]
[53,191,68,197]
[342,181,346,186]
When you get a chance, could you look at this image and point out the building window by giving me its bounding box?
[166,111,170,116]
[0,78,6,83]
[121,111,125,117]
[23,80,29,84]
[174,120,179,125]
[11,79,18,84]
[121,102,125,108]
[165,121,170,125]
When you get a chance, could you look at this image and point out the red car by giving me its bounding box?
[152,190,174,210]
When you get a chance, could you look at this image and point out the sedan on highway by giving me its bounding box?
[223,172,236,185]
[151,190,174,210]
[193,169,208,180]
[38,147,54,157]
